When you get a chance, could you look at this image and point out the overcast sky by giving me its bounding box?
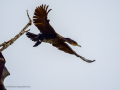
[0,0,120,90]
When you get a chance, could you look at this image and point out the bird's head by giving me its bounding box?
[65,38,81,47]
[71,40,81,47]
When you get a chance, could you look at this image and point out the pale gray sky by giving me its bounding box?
[0,0,120,90]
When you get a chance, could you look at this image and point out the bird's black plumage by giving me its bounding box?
[26,4,95,63]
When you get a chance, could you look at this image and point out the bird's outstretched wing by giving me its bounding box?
[33,4,57,35]
[52,43,95,63]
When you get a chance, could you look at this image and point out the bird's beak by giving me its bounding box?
[78,45,81,47]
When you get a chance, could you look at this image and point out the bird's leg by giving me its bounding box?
[33,40,42,47]
[31,34,40,41]
[32,34,44,47]
[32,34,44,41]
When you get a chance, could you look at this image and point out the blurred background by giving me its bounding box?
[0,0,120,90]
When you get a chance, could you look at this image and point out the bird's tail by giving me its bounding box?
[26,32,38,41]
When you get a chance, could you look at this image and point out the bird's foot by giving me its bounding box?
[32,34,44,41]
[31,34,41,41]
[33,40,42,47]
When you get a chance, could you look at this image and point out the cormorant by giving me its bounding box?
[26,4,95,63]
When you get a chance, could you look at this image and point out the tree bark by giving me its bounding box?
[0,10,32,90]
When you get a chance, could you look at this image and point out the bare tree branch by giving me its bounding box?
[0,10,32,52]
[0,10,32,90]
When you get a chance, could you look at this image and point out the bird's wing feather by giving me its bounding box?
[53,42,76,54]
[33,4,56,35]
[52,42,95,63]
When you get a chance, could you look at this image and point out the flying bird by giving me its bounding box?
[26,4,95,63]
